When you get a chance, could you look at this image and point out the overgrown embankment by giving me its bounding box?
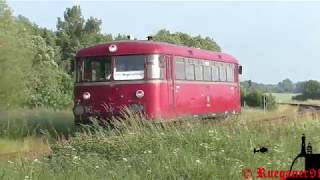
[0,107,319,179]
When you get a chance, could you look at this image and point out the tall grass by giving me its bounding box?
[0,108,75,139]
[0,107,319,179]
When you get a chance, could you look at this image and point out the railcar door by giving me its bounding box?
[171,56,189,116]
[166,55,175,117]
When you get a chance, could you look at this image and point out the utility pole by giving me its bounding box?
[263,94,267,113]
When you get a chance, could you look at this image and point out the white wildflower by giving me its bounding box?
[122,158,128,162]
[7,160,14,164]
[65,145,73,149]
[33,158,40,163]
[147,169,152,173]
[173,148,180,154]
[95,165,100,169]
[195,159,201,164]
[144,150,152,154]
[73,156,80,161]
[24,175,29,180]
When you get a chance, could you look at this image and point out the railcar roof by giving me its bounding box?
[76,40,238,64]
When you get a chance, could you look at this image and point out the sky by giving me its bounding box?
[7,0,320,84]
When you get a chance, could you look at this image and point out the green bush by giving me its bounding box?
[264,93,278,110]
[244,90,262,107]
[242,89,277,110]
[292,94,307,101]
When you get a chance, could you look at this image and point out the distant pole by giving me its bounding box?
[263,95,266,113]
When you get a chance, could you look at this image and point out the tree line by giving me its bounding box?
[241,79,320,109]
[0,2,221,110]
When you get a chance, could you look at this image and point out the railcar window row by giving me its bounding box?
[175,56,235,82]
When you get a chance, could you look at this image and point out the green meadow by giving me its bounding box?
[0,107,319,179]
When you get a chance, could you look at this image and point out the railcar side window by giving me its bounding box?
[174,57,236,83]
[186,61,195,80]
[230,64,235,82]
[226,64,234,82]
[212,62,220,81]
[76,59,83,82]
[147,55,165,79]
[114,55,145,80]
[175,57,185,80]
[195,64,203,80]
[219,63,227,81]
[203,65,211,81]
[79,56,111,82]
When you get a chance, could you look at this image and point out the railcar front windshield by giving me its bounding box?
[76,56,112,82]
[76,54,164,82]
[114,55,145,80]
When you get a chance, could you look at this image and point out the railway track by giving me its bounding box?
[206,103,320,126]
[278,102,320,113]
[255,102,320,124]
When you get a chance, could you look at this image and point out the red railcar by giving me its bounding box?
[73,40,241,123]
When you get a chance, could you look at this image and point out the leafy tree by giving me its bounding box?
[56,6,112,73]
[303,80,320,99]
[153,29,221,52]
[277,78,293,93]
[0,2,33,109]
[0,0,9,16]
[0,1,73,110]
[56,6,84,72]
[293,81,305,93]
[114,33,130,40]
[292,80,320,100]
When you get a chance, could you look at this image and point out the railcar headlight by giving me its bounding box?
[83,92,91,100]
[136,90,144,99]
[108,44,117,52]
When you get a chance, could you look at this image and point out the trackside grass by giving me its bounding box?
[0,107,319,179]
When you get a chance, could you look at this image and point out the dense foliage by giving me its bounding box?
[0,2,73,110]
[292,80,320,100]
[241,85,277,110]
[153,29,221,52]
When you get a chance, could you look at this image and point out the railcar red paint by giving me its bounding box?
[73,40,241,122]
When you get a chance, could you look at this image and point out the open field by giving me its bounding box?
[272,93,320,105]
[272,93,300,103]
[0,107,319,179]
